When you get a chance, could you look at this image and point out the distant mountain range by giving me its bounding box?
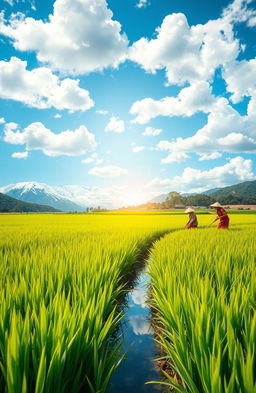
[0,182,85,212]
[150,181,256,204]
[0,193,60,213]
[0,182,128,210]
[210,181,256,198]
[0,180,255,212]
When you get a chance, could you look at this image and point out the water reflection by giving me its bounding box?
[110,270,163,393]
[130,288,148,308]
[129,314,154,336]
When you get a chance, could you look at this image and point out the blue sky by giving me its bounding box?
[0,0,256,205]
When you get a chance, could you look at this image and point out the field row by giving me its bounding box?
[149,227,256,393]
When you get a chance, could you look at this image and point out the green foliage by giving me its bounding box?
[0,193,60,213]
[0,213,181,393]
[211,180,256,199]
[182,194,214,207]
[1,213,256,392]
[149,227,256,393]
[163,192,184,208]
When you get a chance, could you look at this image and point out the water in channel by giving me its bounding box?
[110,268,163,393]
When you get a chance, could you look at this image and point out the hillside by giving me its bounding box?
[149,180,256,206]
[0,193,61,213]
[211,181,256,198]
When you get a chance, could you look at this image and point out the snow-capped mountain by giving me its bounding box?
[0,182,130,210]
[0,182,85,212]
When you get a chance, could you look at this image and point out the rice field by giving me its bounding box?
[0,212,256,393]
[149,224,256,392]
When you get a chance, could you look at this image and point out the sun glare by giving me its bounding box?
[122,192,146,207]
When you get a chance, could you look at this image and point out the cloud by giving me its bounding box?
[129,11,239,85]
[142,126,162,136]
[136,0,149,9]
[54,114,62,119]
[4,122,18,131]
[0,0,128,75]
[222,0,256,26]
[132,145,145,152]
[131,289,147,307]
[105,116,125,133]
[96,109,109,115]
[156,98,256,158]
[41,184,138,209]
[11,151,28,159]
[81,153,103,165]
[88,165,128,177]
[0,57,94,111]
[0,117,5,124]
[198,152,222,161]
[3,122,96,157]
[130,81,216,123]
[129,315,153,335]
[161,152,189,163]
[223,59,256,103]
[3,0,35,8]
[148,157,255,193]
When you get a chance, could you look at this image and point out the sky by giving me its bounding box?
[0,0,256,206]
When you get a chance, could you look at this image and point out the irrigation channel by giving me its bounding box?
[110,234,168,393]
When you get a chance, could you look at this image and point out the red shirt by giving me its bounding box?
[217,208,229,228]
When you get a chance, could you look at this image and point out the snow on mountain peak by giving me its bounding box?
[0,181,64,199]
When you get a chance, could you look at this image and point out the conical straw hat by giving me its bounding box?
[185,207,195,213]
[210,202,222,208]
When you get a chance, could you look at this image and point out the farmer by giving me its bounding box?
[185,207,198,229]
[210,202,229,229]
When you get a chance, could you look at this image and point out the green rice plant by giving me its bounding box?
[148,227,256,393]
[0,213,182,393]
[0,213,255,392]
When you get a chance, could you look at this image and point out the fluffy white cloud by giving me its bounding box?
[4,122,18,131]
[105,116,125,133]
[132,145,145,153]
[81,153,103,165]
[157,98,256,159]
[11,151,28,159]
[130,1,256,86]
[136,0,149,9]
[129,11,239,85]
[0,117,5,124]
[142,126,162,136]
[223,59,256,103]
[148,157,255,193]
[89,165,128,177]
[0,0,128,75]
[161,152,189,163]
[131,81,216,123]
[4,122,96,156]
[0,57,94,111]
[198,152,222,161]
